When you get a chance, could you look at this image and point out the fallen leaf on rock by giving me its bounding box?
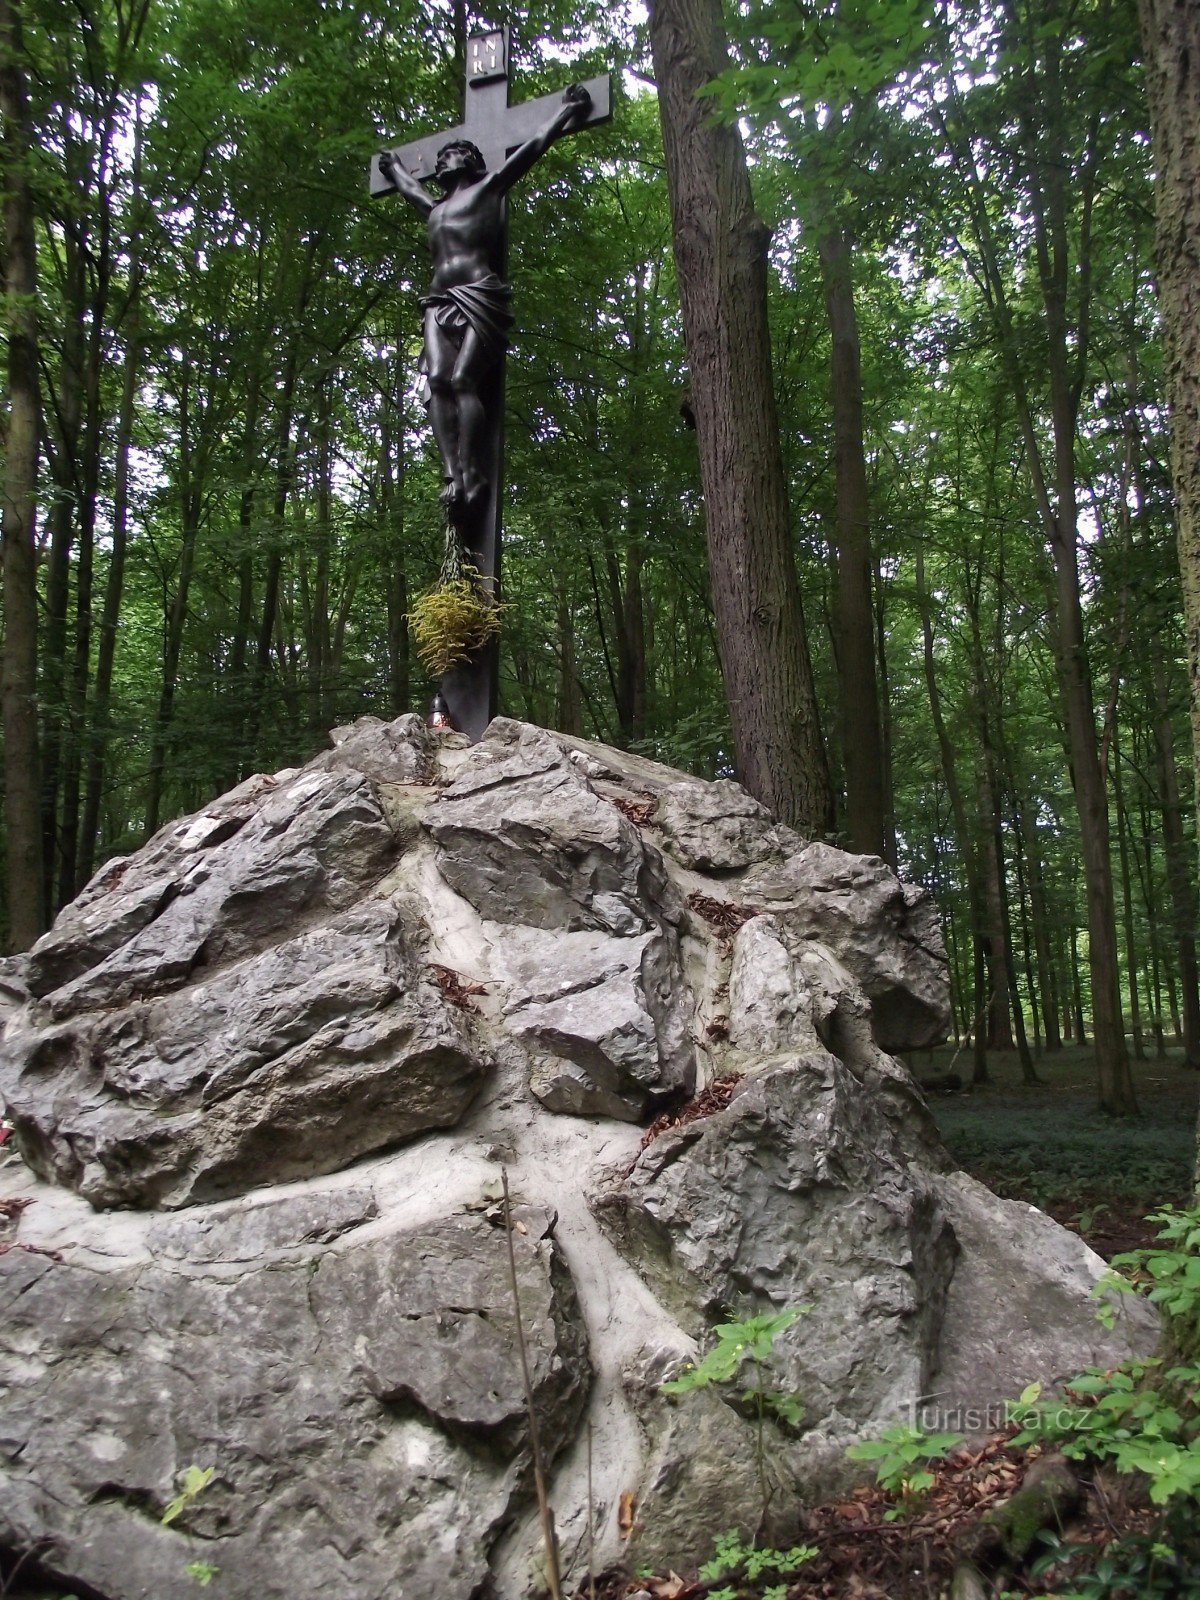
[618,1490,637,1539]
[634,1076,741,1160]
[429,963,488,1009]
[685,891,761,939]
[608,794,658,828]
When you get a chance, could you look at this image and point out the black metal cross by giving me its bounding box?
[371,29,610,741]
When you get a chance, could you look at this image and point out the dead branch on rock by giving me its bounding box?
[501,1169,563,1600]
[0,1240,63,1263]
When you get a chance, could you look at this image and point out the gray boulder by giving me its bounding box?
[0,1183,588,1600]
[430,721,681,938]
[595,1054,958,1435]
[0,713,1159,1600]
[25,766,400,1012]
[654,777,801,870]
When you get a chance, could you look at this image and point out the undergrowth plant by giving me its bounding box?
[845,1422,964,1520]
[1028,1504,1200,1600]
[661,1307,807,1533]
[162,1464,219,1587]
[695,1529,818,1600]
[1011,1204,1200,1503]
[1005,1203,1200,1595]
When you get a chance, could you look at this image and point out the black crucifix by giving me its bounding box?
[371,28,610,741]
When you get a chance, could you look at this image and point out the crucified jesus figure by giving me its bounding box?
[379,83,592,525]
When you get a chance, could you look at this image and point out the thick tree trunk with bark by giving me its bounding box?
[1152,667,1200,1065]
[819,227,886,858]
[0,0,46,949]
[1140,0,1200,1139]
[647,0,831,835]
[1140,0,1200,824]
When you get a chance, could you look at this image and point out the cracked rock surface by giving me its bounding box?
[1,1189,587,1600]
[0,716,1158,1599]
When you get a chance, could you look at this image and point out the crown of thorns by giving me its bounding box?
[436,139,486,171]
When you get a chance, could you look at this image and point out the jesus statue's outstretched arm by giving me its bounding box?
[490,84,592,194]
[377,150,434,215]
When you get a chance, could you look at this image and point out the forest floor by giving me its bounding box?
[919,1038,1200,1258]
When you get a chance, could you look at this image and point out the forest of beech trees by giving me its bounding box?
[3,0,1199,1114]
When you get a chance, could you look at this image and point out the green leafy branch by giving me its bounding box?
[845,1422,964,1520]
[662,1307,808,1533]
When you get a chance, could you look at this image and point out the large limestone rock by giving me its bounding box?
[1,1186,588,1600]
[0,716,1157,1600]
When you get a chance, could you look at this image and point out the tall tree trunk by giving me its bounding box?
[915,545,987,1080]
[1136,789,1171,1060]
[1112,732,1145,1060]
[555,581,582,736]
[306,380,333,738]
[1052,497,1135,1110]
[971,929,990,1086]
[244,250,313,762]
[0,0,45,949]
[1070,915,1087,1049]
[79,280,140,884]
[940,13,1136,1113]
[647,0,832,835]
[79,113,145,889]
[145,349,202,838]
[1152,665,1200,1066]
[1011,816,1042,1054]
[58,167,114,906]
[1018,796,1062,1050]
[605,536,646,746]
[1139,0,1200,843]
[380,376,409,719]
[818,227,886,858]
[1141,0,1200,1182]
[228,365,264,783]
[977,765,1016,1054]
[38,231,86,911]
[873,553,898,867]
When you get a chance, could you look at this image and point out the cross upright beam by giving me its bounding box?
[371,31,611,742]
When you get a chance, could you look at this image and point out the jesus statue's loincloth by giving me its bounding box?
[420,273,513,364]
